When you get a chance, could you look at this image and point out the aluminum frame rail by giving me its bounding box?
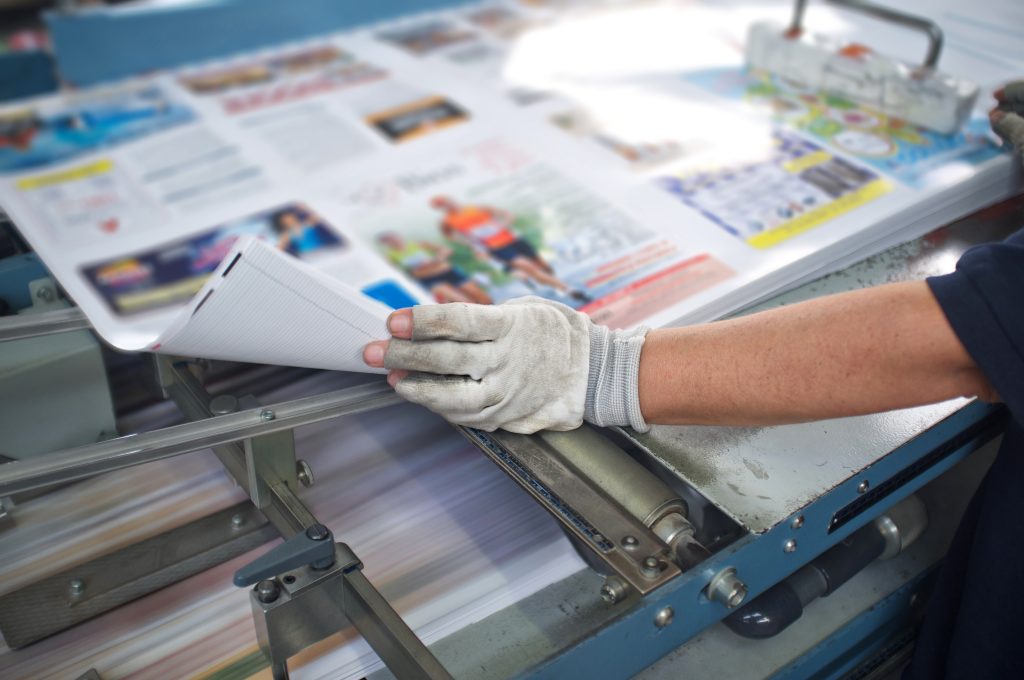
[0,307,91,341]
[0,379,402,497]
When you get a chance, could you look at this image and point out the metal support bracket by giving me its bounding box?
[153,355,450,678]
[245,426,299,509]
[156,356,299,508]
[249,542,453,680]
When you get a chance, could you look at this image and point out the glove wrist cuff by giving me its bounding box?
[584,324,650,433]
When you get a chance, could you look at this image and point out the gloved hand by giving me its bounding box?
[363,297,650,434]
[991,81,1024,160]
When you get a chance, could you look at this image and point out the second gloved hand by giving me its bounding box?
[363,297,650,434]
[992,81,1024,160]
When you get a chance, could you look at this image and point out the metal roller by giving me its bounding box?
[539,426,709,568]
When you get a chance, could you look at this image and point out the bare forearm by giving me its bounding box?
[638,281,995,426]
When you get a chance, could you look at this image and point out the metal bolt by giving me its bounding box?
[35,286,56,303]
[641,556,661,579]
[857,479,870,494]
[706,567,748,609]
[306,523,330,541]
[592,533,604,544]
[231,513,246,528]
[622,535,639,550]
[654,606,675,629]
[256,579,280,604]
[600,576,628,604]
[296,460,314,487]
[69,578,86,596]
[791,515,804,529]
[783,538,797,553]
[210,395,239,415]
[260,409,276,421]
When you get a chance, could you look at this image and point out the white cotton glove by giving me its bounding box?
[381,297,650,434]
[993,81,1024,162]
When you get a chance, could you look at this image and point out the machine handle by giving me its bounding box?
[788,0,944,70]
[233,523,335,587]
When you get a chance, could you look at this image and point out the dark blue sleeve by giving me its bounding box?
[927,228,1024,424]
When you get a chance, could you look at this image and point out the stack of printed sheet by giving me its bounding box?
[0,0,1019,369]
[0,1,1021,678]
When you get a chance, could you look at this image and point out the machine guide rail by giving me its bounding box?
[0,502,277,649]
[0,306,91,342]
[0,376,403,498]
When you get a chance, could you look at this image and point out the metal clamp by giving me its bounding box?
[234,523,338,587]
[789,0,944,70]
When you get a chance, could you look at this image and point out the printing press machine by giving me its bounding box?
[0,2,1022,679]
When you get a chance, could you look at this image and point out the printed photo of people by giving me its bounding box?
[354,154,734,328]
[82,203,345,315]
[363,175,615,308]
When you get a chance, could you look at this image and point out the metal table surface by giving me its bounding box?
[622,197,1022,534]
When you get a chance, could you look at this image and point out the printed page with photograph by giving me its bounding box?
[0,34,495,359]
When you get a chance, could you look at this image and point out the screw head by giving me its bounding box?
[69,578,85,596]
[654,606,675,629]
[622,535,639,550]
[296,459,314,487]
[857,479,870,494]
[231,513,246,528]
[306,523,330,541]
[600,576,628,604]
[783,538,798,553]
[260,409,276,421]
[256,579,280,603]
[641,556,662,579]
[707,567,748,609]
[791,515,804,529]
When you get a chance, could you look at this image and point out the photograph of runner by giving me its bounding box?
[430,195,589,302]
[376,231,492,304]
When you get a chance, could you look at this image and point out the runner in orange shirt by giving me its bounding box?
[430,195,589,302]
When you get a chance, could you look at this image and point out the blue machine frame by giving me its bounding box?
[526,401,1003,679]
[46,0,475,87]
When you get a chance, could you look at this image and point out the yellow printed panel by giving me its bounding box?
[15,159,114,191]
[116,274,209,314]
[781,150,831,174]
[746,179,892,249]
